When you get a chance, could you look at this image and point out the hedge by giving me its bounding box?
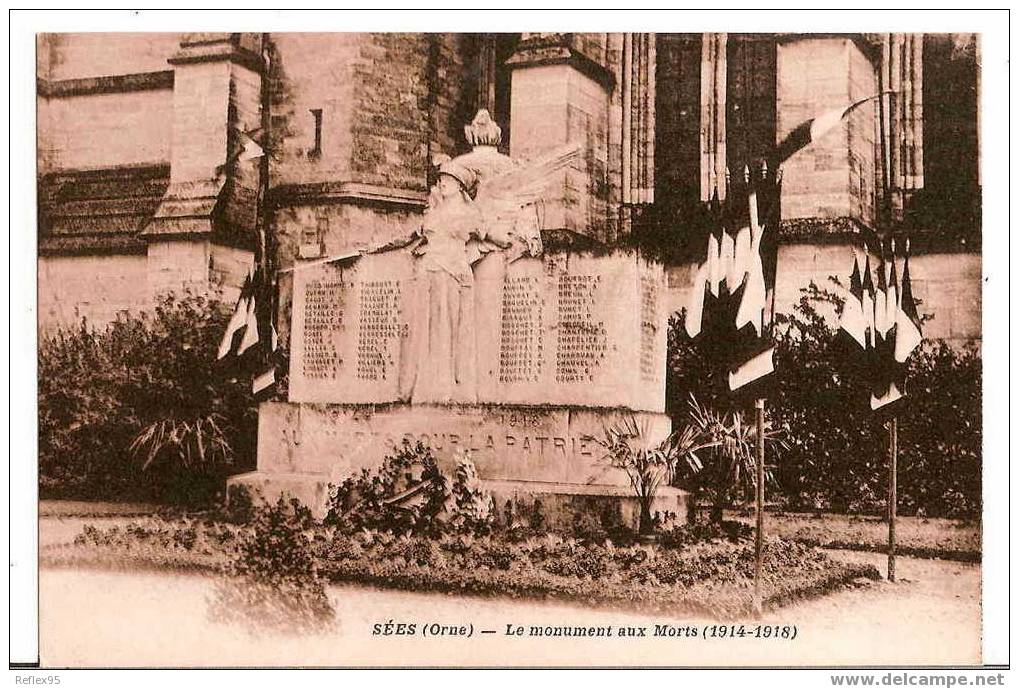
[668,281,981,519]
[38,294,258,506]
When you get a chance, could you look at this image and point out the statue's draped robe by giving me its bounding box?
[396,145,542,404]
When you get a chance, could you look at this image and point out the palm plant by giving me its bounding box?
[682,395,788,523]
[593,416,713,534]
[130,413,235,471]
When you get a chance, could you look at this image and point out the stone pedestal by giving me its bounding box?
[231,401,687,524]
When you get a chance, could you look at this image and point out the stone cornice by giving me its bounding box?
[169,33,264,73]
[778,216,980,254]
[38,70,174,98]
[269,181,428,211]
[505,33,615,91]
[774,33,882,65]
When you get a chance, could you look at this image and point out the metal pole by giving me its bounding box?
[754,397,766,616]
[888,416,898,582]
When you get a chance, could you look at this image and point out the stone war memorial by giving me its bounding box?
[231,111,680,526]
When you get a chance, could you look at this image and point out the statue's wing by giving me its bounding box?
[473,142,582,218]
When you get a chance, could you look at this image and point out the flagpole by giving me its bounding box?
[887,416,898,582]
[754,397,765,616]
[877,39,897,583]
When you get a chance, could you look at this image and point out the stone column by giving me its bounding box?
[506,33,613,242]
[700,33,728,201]
[881,33,925,221]
[142,33,263,297]
[621,33,656,207]
[607,33,657,236]
[476,34,498,114]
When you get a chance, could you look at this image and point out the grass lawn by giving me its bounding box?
[726,510,981,562]
[39,514,880,620]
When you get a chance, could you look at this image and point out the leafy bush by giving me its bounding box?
[38,293,258,505]
[208,497,334,635]
[667,281,981,518]
[591,416,709,534]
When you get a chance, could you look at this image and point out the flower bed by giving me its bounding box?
[41,515,879,620]
[727,511,981,563]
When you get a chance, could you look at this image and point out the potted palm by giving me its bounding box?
[680,395,788,525]
[593,416,712,537]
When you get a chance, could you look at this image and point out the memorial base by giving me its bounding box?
[227,401,689,528]
[227,473,688,530]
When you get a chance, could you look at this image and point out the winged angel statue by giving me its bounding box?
[363,110,580,404]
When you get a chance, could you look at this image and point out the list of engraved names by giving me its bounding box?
[556,273,607,383]
[356,280,404,381]
[302,276,346,380]
[499,275,545,383]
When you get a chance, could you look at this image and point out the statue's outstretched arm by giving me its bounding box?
[471,223,512,249]
[363,224,422,254]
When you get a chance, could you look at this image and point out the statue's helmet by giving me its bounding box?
[437,159,479,197]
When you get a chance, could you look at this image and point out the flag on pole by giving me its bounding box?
[886,240,900,333]
[838,237,920,411]
[860,254,876,349]
[683,163,780,400]
[217,263,281,399]
[772,94,886,166]
[727,164,781,396]
[894,239,923,363]
[873,242,889,338]
[838,252,868,349]
[237,129,265,162]
[215,127,266,179]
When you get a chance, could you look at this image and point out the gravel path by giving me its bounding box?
[39,551,980,668]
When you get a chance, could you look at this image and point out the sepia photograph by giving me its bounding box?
[10,10,1009,676]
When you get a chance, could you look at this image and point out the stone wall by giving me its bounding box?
[267,33,362,188]
[349,33,431,193]
[37,33,181,80]
[38,253,150,330]
[38,90,173,174]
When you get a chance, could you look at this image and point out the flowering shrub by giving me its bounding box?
[323,440,449,535]
[447,453,497,535]
[324,442,496,536]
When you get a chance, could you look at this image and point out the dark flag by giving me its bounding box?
[217,263,280,400]
[894,239,923,363]
[838,252,868,349]
[860,254,876,350]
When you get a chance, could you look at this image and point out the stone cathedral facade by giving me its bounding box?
[38,32,980,342]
